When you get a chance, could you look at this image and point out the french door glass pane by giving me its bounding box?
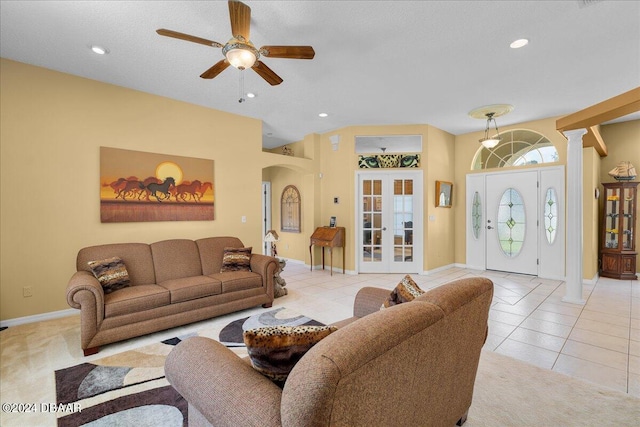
[362,180,383,263]
[393,179,414,262]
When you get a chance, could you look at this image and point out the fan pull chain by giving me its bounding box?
[238,71,245,103]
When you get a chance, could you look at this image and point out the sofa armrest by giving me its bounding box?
[353,286,391,318]
[250,253,279,298]
[66,271,105,317]
[165,337,283,427]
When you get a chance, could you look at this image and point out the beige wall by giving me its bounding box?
[0,59,265,320]
[425,126,456,270]
[583,147,601,280]
[599,120,640,274]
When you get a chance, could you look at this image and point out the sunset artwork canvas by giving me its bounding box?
[100,147,214,223]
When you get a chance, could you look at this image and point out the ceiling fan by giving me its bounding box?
[156,0,315,86]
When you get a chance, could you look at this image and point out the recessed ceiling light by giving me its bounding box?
[318,113,328,118]
[91,45,109,55]
[510,39,529,49]
[246,92,255,98]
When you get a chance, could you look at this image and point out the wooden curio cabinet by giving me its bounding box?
[600,182,638,280]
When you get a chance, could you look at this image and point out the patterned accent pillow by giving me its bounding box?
[87,257,131,294]
[244,325,337,383]
[382,274,424,309]
[220,247,252,272]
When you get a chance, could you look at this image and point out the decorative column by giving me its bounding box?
[563,128,588,304]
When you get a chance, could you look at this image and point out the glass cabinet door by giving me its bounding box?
[604,186,620,249]
[622,186,635,251]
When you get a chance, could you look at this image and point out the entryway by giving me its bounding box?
[356,170,423,273]
[466,167,565,279]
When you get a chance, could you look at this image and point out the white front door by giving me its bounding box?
[357,171,423,273]
[485,171,538,275]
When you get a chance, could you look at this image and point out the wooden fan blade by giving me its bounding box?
[260,46,315,60]
[251,61,283,86]
[157,29,223,48]
[200,60,230,79]
[228,0,251,41]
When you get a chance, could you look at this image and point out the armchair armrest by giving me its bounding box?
[353,286,392,318]
[165,337,282,427]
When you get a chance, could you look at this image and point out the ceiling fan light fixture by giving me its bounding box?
[223,40,259,70]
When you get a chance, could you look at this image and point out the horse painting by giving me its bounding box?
[145,177,175,202]
[109,178,145,200]
[198,182,213,200]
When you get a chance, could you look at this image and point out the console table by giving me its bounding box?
[309,226,345,275]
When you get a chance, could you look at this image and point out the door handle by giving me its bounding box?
[487,226,494,230]
[382,227,387,231]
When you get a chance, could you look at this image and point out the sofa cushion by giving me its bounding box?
[243,325,337,383]
[151,239,203,283]
[77,243,155,285]
[104,285,170,318]
[220,247,252,272]
[87,257,131,294]
[382,274,425,308]
[209,271,263,293]
[196,237,245,276]
[158,276,222,303]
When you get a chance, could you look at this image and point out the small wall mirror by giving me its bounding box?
[355,135,422,153]
[435,181,453,208]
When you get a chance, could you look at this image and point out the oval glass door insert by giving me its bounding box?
[497,188,525,257]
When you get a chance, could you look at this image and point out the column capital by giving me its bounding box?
[563,128,588,140]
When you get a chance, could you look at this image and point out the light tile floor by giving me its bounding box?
[0,264,638,426]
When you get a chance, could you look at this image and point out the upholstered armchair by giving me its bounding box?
[165,277,493,427]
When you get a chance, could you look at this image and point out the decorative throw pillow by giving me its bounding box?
[243,325,337,383]
[382,274,424,309]
[220,247,252,272]
[87,257,131,294]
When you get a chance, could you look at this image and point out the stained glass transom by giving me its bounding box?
[472,191,482,239]
[472,129,559,170]
[544,188,558,244]
[497,188,525,257]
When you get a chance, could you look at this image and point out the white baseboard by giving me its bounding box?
[422,263,457,275]
[583,273,599,285]
[0,308,77,328]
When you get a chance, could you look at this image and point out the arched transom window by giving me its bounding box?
[472,129,559,170]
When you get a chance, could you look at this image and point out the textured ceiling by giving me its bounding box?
[1,1,638,148]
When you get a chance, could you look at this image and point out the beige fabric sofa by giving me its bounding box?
[165,276,493,427]
[67,237,278,356]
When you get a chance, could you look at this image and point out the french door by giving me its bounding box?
[357,171,423,273]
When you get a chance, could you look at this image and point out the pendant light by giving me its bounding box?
[469,104,514,149]
[479,113,501,149]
